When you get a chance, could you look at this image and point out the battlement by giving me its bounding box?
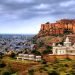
[38,19,75,37]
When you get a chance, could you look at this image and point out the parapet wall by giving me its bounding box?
[43,54,75,62]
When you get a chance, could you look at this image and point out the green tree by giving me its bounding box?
[42,46,52,54]
[42,50,50,54]
[39,41,44,47]
[31,50,41,55]
[10,52,16,58]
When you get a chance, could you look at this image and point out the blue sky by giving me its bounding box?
[0,0,75,34]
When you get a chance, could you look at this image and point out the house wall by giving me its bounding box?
[43,55,75,62]
[68,55,75,60]
[43,55,56,62]
[57,50,66,55]
[53,47,67,55]
[56,55,67,59]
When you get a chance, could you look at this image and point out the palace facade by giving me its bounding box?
[52,37,75,55]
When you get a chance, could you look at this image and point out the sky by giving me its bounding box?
[0,0,75,34]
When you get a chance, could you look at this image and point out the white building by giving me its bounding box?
[36,56,41,61]
[52,37,75,55]
[17,54,41,61]
[29,54,35,60]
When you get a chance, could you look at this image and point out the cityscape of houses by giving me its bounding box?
[0,34,35,54]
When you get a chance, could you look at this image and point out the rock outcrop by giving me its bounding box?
[37,19,75,37]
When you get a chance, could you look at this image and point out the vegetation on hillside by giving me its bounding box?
[0,56,75,75]
[27,59,75,75]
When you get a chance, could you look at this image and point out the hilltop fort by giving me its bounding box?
[38,19,75,37]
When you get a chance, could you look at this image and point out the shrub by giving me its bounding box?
[38,41,44,47]
[31,50,41,55]
[64,64,69,67]
[42,50,51,54]
[28,69,34,75]
[2,71,11,75]
[42,46,52,54]
[66,70,75,75]
[48,70,59,75]
[41,59,47,64]
[66,57,72,61]
[0,52,4,58]
[10,52,16,58]
[0,61,6,68]
[46,46,52,50]
[2,69,12,75]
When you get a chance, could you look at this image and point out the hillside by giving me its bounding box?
[1,56,75,75]
[32,19,75,54]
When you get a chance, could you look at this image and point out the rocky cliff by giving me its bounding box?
[37,19,75,37]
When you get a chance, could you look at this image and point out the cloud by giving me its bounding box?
[33,3,50,9]
[0,0,75,20]
[6,0,34,3]
[59,0,75,7]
